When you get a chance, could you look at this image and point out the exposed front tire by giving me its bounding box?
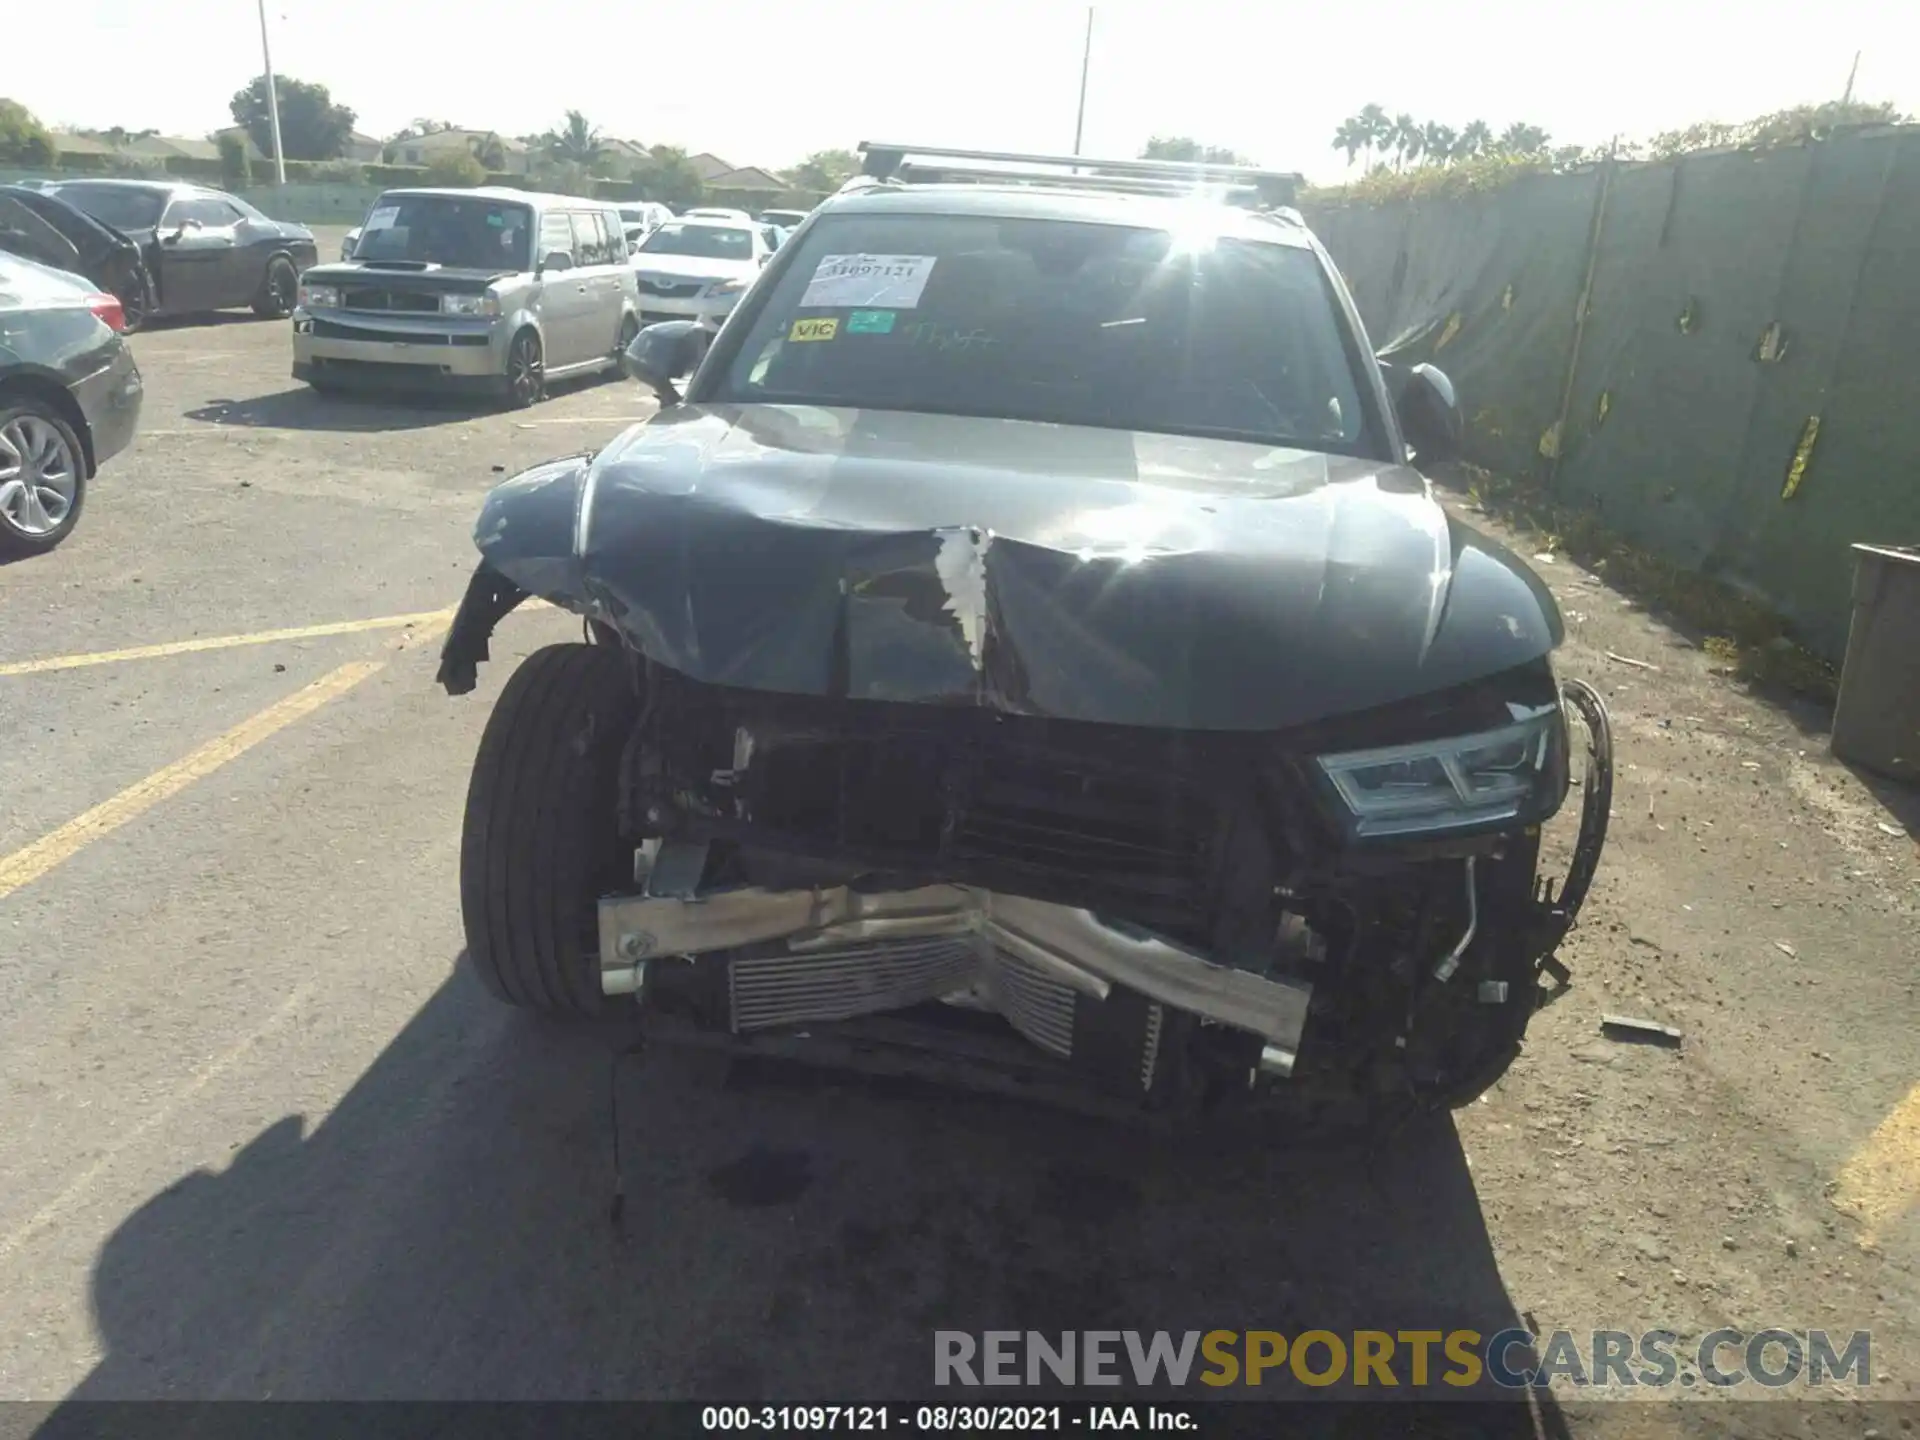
[253,255,298,318]
[459,643,640,1018]
[0,400,87,559]
[116,264,154,334]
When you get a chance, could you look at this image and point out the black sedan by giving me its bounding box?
[0,251,143,557]
[47,180,317,323]
[0,184,155,331]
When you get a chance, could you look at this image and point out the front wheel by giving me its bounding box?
[0,401,87,559]
[459,643,640,1018]
[502,329,543,409]
[116,265,154,334]
[253,255,298,318]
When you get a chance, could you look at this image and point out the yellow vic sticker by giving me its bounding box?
[789,317,839,342]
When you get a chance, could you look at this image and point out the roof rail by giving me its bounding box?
[857,141,1302,208]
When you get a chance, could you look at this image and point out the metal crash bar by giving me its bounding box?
[857,141,1303,207]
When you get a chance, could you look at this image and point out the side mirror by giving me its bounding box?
[541,251,572,273]
[623,320,710,406]
[1395,362,1463,466]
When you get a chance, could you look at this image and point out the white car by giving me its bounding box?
[684,207,753,224]
[630,218,768,328]
[616,202,674,251]
[340,226,360,261]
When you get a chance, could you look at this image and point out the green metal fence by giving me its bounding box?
[1303,126,1920,660]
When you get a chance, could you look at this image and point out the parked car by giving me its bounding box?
[0,185,155,331]
[290,187,641,407]
[0,251,143,558]
[340,228,361,262]
[628,218,769,330]
[759,223,789,252]
[47,180,316,321]
[757,208,809,229]
[616,202,674,246]
[434,143,1614,1129]
[683,207,754,224]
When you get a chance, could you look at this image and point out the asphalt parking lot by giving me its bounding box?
[2,257,1917,1429]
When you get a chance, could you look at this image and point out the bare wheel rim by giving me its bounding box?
[268,260,295,310]
[509,334,542,403]
[121,277,150,329]
[0,415,80,537]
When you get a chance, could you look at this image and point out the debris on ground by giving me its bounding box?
[1606,651,1659,671]
[1600,1014,1685,1048]
[1774,941,1797,957]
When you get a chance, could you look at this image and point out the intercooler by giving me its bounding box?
[726,936,1094,1062]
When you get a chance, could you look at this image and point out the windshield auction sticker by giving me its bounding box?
[800,255,937,309]
[789,317,840,342]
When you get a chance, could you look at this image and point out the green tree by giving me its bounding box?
[423,149,485,187]
[1455,119,1492,160]
[1389,113,1423,168]
[217,130,252,187]
[472,131,507,171]
[1141,136,1252,164]
[1495,122,1551,156]
[635,145,705,209]
[1422,122,1458,165]
[780,148,860,193]
[229,74,357,161]
[1331,117,1370,167]
[544,110,604,167]
[0,99,57,166]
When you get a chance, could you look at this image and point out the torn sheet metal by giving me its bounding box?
[468,403,1564,731]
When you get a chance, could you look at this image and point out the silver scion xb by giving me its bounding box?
[291,188,641,407]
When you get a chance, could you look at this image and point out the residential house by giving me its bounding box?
[598,137,652,175]
[685,152,737,184]
[707,165,786,195]
[343,131,383,163]
[392,127,531,175]
[126,134,221,163]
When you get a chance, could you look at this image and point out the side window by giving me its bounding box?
[569,211,604,266]
[538,211,575,266]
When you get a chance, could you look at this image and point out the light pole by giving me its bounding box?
[257,0,287,184]
[1072,6,1093,156]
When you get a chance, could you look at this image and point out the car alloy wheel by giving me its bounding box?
[255,256,298,318]
[507,331,543,408]
[0,412,81,539]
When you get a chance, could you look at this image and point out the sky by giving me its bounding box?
[9,0,1918,184]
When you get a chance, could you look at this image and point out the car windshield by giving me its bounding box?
[52,183,165,231]
[715,211,1374,454]
[640,223,754,261]
[351,195,532,270]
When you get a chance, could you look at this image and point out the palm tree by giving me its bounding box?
[1356,104,1391,168]
[1332,117,1369,168]
[1456,120,1492,161]
[1391,114,1423,169]
[545,110,604,166]
[1422,122,1457,167]
[1498,122,1550,156]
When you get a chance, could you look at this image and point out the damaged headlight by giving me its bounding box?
[441,292,499,316]
[1316,710,1565,838]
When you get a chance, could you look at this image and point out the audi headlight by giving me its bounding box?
[1316,710,1566,838]
[298,283,339,310]
[441,292,498,316]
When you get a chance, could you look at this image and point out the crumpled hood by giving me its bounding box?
[474,403,1562,731]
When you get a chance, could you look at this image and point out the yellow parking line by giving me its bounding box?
[0,608,456,678]
[0,661,383,902]
[1834,1082,1920,1243]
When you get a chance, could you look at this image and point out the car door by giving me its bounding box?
[534,209,588,366]
[157,196,244,311]
[572,210,625,359]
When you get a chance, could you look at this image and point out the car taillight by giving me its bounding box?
[87,293,126,333]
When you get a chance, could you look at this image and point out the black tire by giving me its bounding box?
[0,399,88,559]
[116,265,154,335]
[612,313,639,371]
[252,255,298,318]
[459,643,640,1018]
[502,328,543,409]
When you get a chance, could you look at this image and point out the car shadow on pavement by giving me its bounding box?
[184,389,492,434]
[38,961,1569,1431]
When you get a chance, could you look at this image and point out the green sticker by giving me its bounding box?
[847,309,896,335]
[486,212,505,226]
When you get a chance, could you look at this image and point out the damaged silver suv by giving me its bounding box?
[435,143,1613,1127]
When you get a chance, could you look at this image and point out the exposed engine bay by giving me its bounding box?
[570,641,1613,1120]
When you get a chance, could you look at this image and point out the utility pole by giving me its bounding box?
[257,0,287,184]
[1072,7,1093,156]
[1841,49,1861,104]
